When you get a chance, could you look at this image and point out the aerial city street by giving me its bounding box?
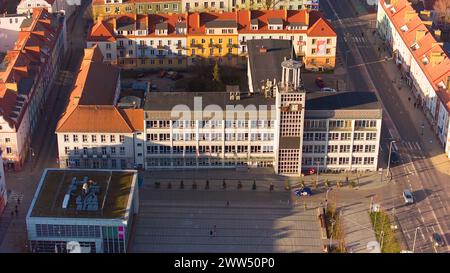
[0,0,449,256]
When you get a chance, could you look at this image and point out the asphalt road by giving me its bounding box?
[321,0,450,253]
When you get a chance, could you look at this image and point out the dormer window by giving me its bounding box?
[422,55,429,65]
[156,22,168,35]
[400,25,408,32]
[250,19,258,30]
[175,20,186,34]
[390,7,396,13]
[268,18,283,30]
[411,42,419,50]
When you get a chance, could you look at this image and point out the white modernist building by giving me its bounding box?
[17,0,80,19]
[26,168,139,253]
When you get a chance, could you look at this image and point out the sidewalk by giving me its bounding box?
[340,200,378,253]
[362,25,450,176]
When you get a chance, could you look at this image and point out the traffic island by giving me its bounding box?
[369,211,402,253]
[322,204,346,253]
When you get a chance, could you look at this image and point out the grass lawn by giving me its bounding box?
[370,211,402,253]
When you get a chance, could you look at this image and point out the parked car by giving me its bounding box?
[294,187,313,196]
[159,70,167,78]
[390,151,400,165]
[402,189,414,204]
[315,76,325,88]
[320,87,337,93]
[431,233,445,247]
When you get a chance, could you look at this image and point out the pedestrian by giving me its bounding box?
[209,230,213,237]
[408,97,411,102]
[10,210,14,217]
[414,102,417,108]
[17,198,20,205]
[15,205,18,211]
[226,201,229,207]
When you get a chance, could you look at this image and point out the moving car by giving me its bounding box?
[315,77,325,88]
[431,233,445,247]
[294,187,313,196]
[402,189,414,204]
[320,87,337,93]
[390,151,400,165]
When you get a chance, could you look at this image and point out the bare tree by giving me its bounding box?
[433,0,450,30]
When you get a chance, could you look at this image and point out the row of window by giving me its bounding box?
[146,120,274,129]
[303,132,378,141]
[63,134,125,143]
[146,158,252,167]
[146,145,273,154]
[302,156,376,166]
[63,146,127,155]
[303,144,376,154]
[35,224,101,238]
[66,158,127,169]
[104,4,178,13]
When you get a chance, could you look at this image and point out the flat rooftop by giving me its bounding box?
[306,91,381,110]
[144,91,275,111]
[29,169,137,219]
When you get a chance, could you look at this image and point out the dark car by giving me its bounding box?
[295,187,313,197]
[390,151,400,165]
[315,77,325,88]
[431,233,445,247]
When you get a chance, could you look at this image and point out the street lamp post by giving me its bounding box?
[316,159,320,187]
[386,140,396,182]
[325,188,332,211]
[412,227,421,253]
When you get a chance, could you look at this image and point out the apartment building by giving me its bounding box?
[17,0,79,19]
[87,9,336,70]
[0,8,66,170]
[91,0,320,21]
[182,0,319,12]
[91,0,182,21]
[0,153,6,215]
[377,0,450,158]
[56,45,145,169]
[0,13,29,52]
[87,13,188,68]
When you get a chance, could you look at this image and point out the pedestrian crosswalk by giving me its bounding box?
[389,141,422,152]
[343,36,367,44]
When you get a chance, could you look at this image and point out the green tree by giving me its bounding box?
[212,62,221,83]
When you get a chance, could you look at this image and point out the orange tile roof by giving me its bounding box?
[56,105,135,133]
[69,45,120,106]
[121,108,144,131]
[88,20,116,42]
[380,0,450,111]
[307,16,336,37]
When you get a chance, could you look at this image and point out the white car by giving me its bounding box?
[402,190,414,204]
[320,87,337,93]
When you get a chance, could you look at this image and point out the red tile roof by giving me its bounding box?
[88,19,116,42]
[380,0,450,111]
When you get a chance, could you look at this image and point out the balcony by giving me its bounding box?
[190,43,203,49]
[116,45,125,49]
[208,43,222,48]
[227,43,239,48]
[176,44,185,50]
[157,45,166,49]
[240,40,247,45]
[138,44,147,49]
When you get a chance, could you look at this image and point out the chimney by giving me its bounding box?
[430,52,444,66]
[434,29,442,41]
[404,10,416,22]
[305,10,310,26]
[420,10,431,19]
[415,29,426,42]
[197,12,200,28]
[259,46,267,53]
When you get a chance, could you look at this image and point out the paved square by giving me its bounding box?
[129,187,323,253]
